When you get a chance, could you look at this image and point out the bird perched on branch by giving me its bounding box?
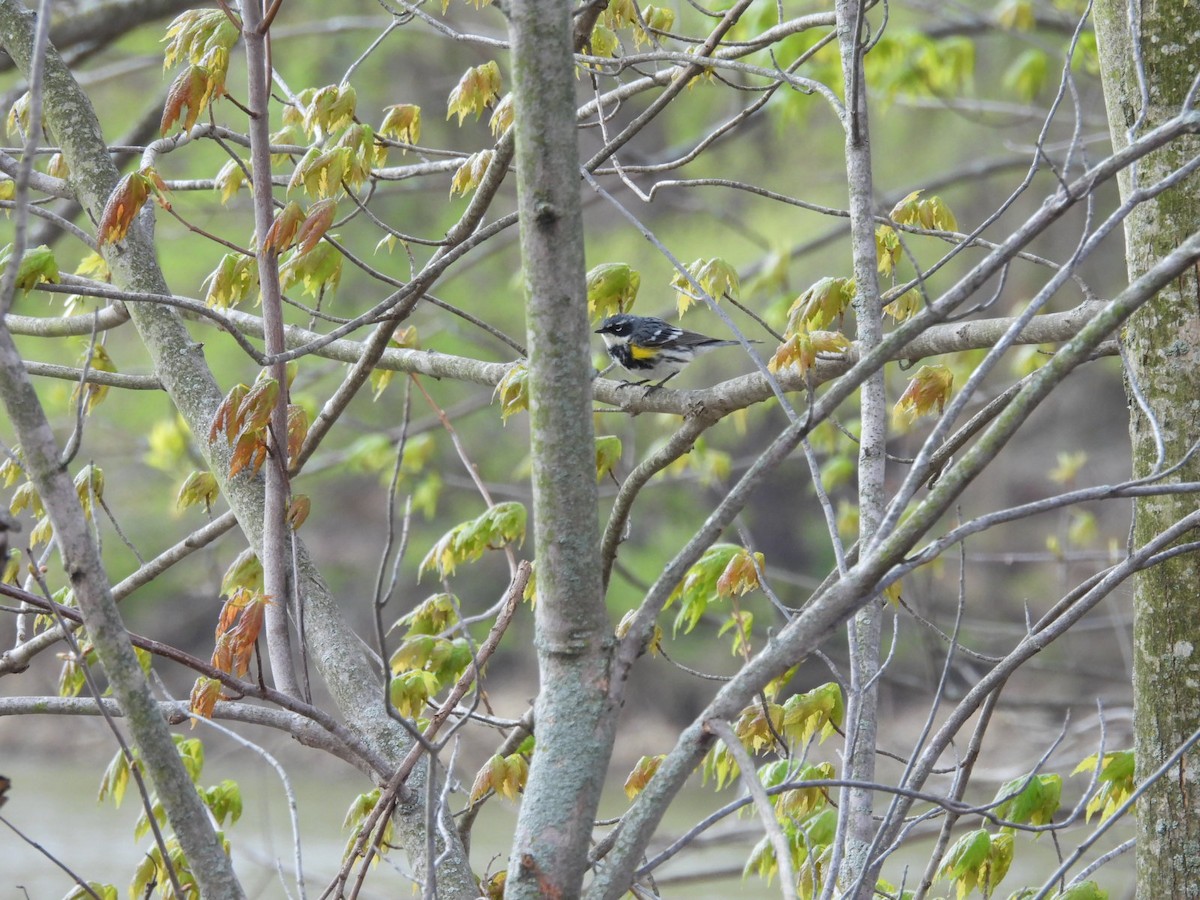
[595,313,751,388]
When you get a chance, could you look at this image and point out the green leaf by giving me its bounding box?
[1073,749,1135,823]
[633,5,675,49]
[0,243,61,295]
[390,669,440,717]
[1003,48,1048,101]
[221,548,263,595]
[419,502,527,579]
[996,0,1036,30]
[202,252,259,309]
[781,682,843,745]
[993,772,1062,828]
[396,593,460,636]
[595,435,623,482]
[671,257,740,315]
[938,829,1012,899]
[446,60,502,124]
[450,149,496,198]
[587,262,641,320]
[175,735,205,782]
[201,779,243,826]
[97,748,131,807]
[279,239,343,297]
[380,103,421,144]
[667,544,743,635]
[786,276,855,332]
[64,884,119,900]
[893,364,954,430]
[1051,882,1108,900]
[623,754,665,799]
[494,361,529,421]
[72,464,104,519]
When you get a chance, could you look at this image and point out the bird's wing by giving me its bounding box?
[640,320,684,346]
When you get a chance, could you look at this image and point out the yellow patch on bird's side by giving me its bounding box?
[629,344,658,360]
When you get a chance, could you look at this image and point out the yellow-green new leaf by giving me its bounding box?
[279,239,344,298]
[893,364,953,430]
[288,146,352,199]
[64,884,118,900]
[447,60,502,124]
[380,103,421,145]
[993,773,1062,828]
[595,435,622,482]
[634,5,675,49]
[302,83,358,137]
[390,669,440,718]
[1004,48,1048,101]
[787,276,854,333]
[202,253,259,309]
[1051,882,1108,900]
[0,243,61,295]
[884,288,922,322]
[220,548,263,596]
[937,829,1012,900]
[889,189,924,225]
[489,93,515,137]
[419,502,527,579]
[768,330,850,377]
[450,149,496,198]
[919,194,958,232]
[996,0,1036,30]
[97,747,132,807]
[586,23,619,58]
[782,682,843,745]
[162,8,238,72]
[214,158,247,204]
[494,361,529,421]
[668,543,744,635]
[10,480,43,517]
[1072,749,1134,823]
[177,470,219,512]
[470,752,528,804]
[876,225,902,277]
[73,464,104,518]
[623,755,665,799]
[1049,450,1088,484]
[587,262,641,320]
[396,593,460,636]
[671,257,739,315]
[72,343,116,415]
[200,779,242,827]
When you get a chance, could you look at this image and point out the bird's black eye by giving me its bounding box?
[613,322,629,335]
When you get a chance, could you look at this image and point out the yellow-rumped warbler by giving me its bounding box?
[595,313,747,387]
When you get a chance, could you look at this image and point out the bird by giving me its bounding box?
[595,313,750,388]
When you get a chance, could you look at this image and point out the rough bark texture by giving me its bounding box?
[504,1,615,896]
[1094,2,1200,896]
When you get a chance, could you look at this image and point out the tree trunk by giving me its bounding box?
[1094,3,1200,896]
[504,1,616,896]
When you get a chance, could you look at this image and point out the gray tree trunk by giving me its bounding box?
[1094,3,1200,896]
[504,1,616,897]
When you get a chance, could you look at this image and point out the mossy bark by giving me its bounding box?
[1094,3,1200,896]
